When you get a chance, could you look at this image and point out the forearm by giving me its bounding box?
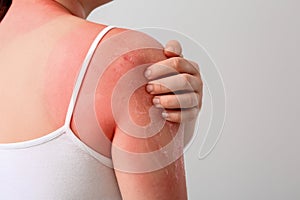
[113,156,187,200]
[112,124,188,200]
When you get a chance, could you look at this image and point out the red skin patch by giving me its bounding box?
[95,49,165,137]
[43,22,103,128]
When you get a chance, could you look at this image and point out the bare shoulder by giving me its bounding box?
[68,24,167,156]
[92,26,167,138]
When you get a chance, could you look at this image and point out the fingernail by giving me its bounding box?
[153,97,163,108]
[153,97,160,104]
[162,112,169,119]
[165,46,175,53]
[165,40,182,55]
[144,69,151,79]
[146,84,153,93]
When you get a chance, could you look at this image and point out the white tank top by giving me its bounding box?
[0,26,122,200]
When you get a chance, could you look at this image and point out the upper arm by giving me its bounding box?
[97,29,188,200]
[93,28,167,139]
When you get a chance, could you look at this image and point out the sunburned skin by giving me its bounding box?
[43,21,104,128]
[0,15,185,167]
[0,1,189,198]
[0,0,186,175]
[72,30,181,158]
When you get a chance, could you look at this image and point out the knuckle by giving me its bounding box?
[190,93,198,107]
[189,60,199,70]
[199,76,203,86]
[193,62,199,69]
[196,93,202,104]
[194,94,202,108]
[172,57,183,71]
[196,71,202,80]
[196,77,203,91]
[199,80,204,91]
[182,74,191,89]
[173,112,181,122]
[198,94,203,109]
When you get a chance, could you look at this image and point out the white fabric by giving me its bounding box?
[0,26,122,200]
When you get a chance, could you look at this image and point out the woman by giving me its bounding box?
[0,0,202,199]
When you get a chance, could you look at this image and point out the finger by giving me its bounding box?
[144,57,200,80]
[162,107,199,123]
[188,60,199,70]
[152,92,201,109]
[164,40,182,57]
[146,73,203,94]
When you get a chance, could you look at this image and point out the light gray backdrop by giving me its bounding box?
[88,0,300,199]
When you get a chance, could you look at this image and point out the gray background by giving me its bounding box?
[89,0,300,199]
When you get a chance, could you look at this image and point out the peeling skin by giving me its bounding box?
[128,80,159,127]
[129,86,151,125]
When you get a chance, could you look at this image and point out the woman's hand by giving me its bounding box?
[145,40,203,123]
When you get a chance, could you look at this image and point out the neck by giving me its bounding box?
[55,0,86,18]
[0,0,12,21]
[0,0,86,30]
[3,0,112,20]
[55,0,112,19]
[0,0,111,26]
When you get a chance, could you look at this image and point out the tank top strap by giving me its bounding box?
[64,25,115,127]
